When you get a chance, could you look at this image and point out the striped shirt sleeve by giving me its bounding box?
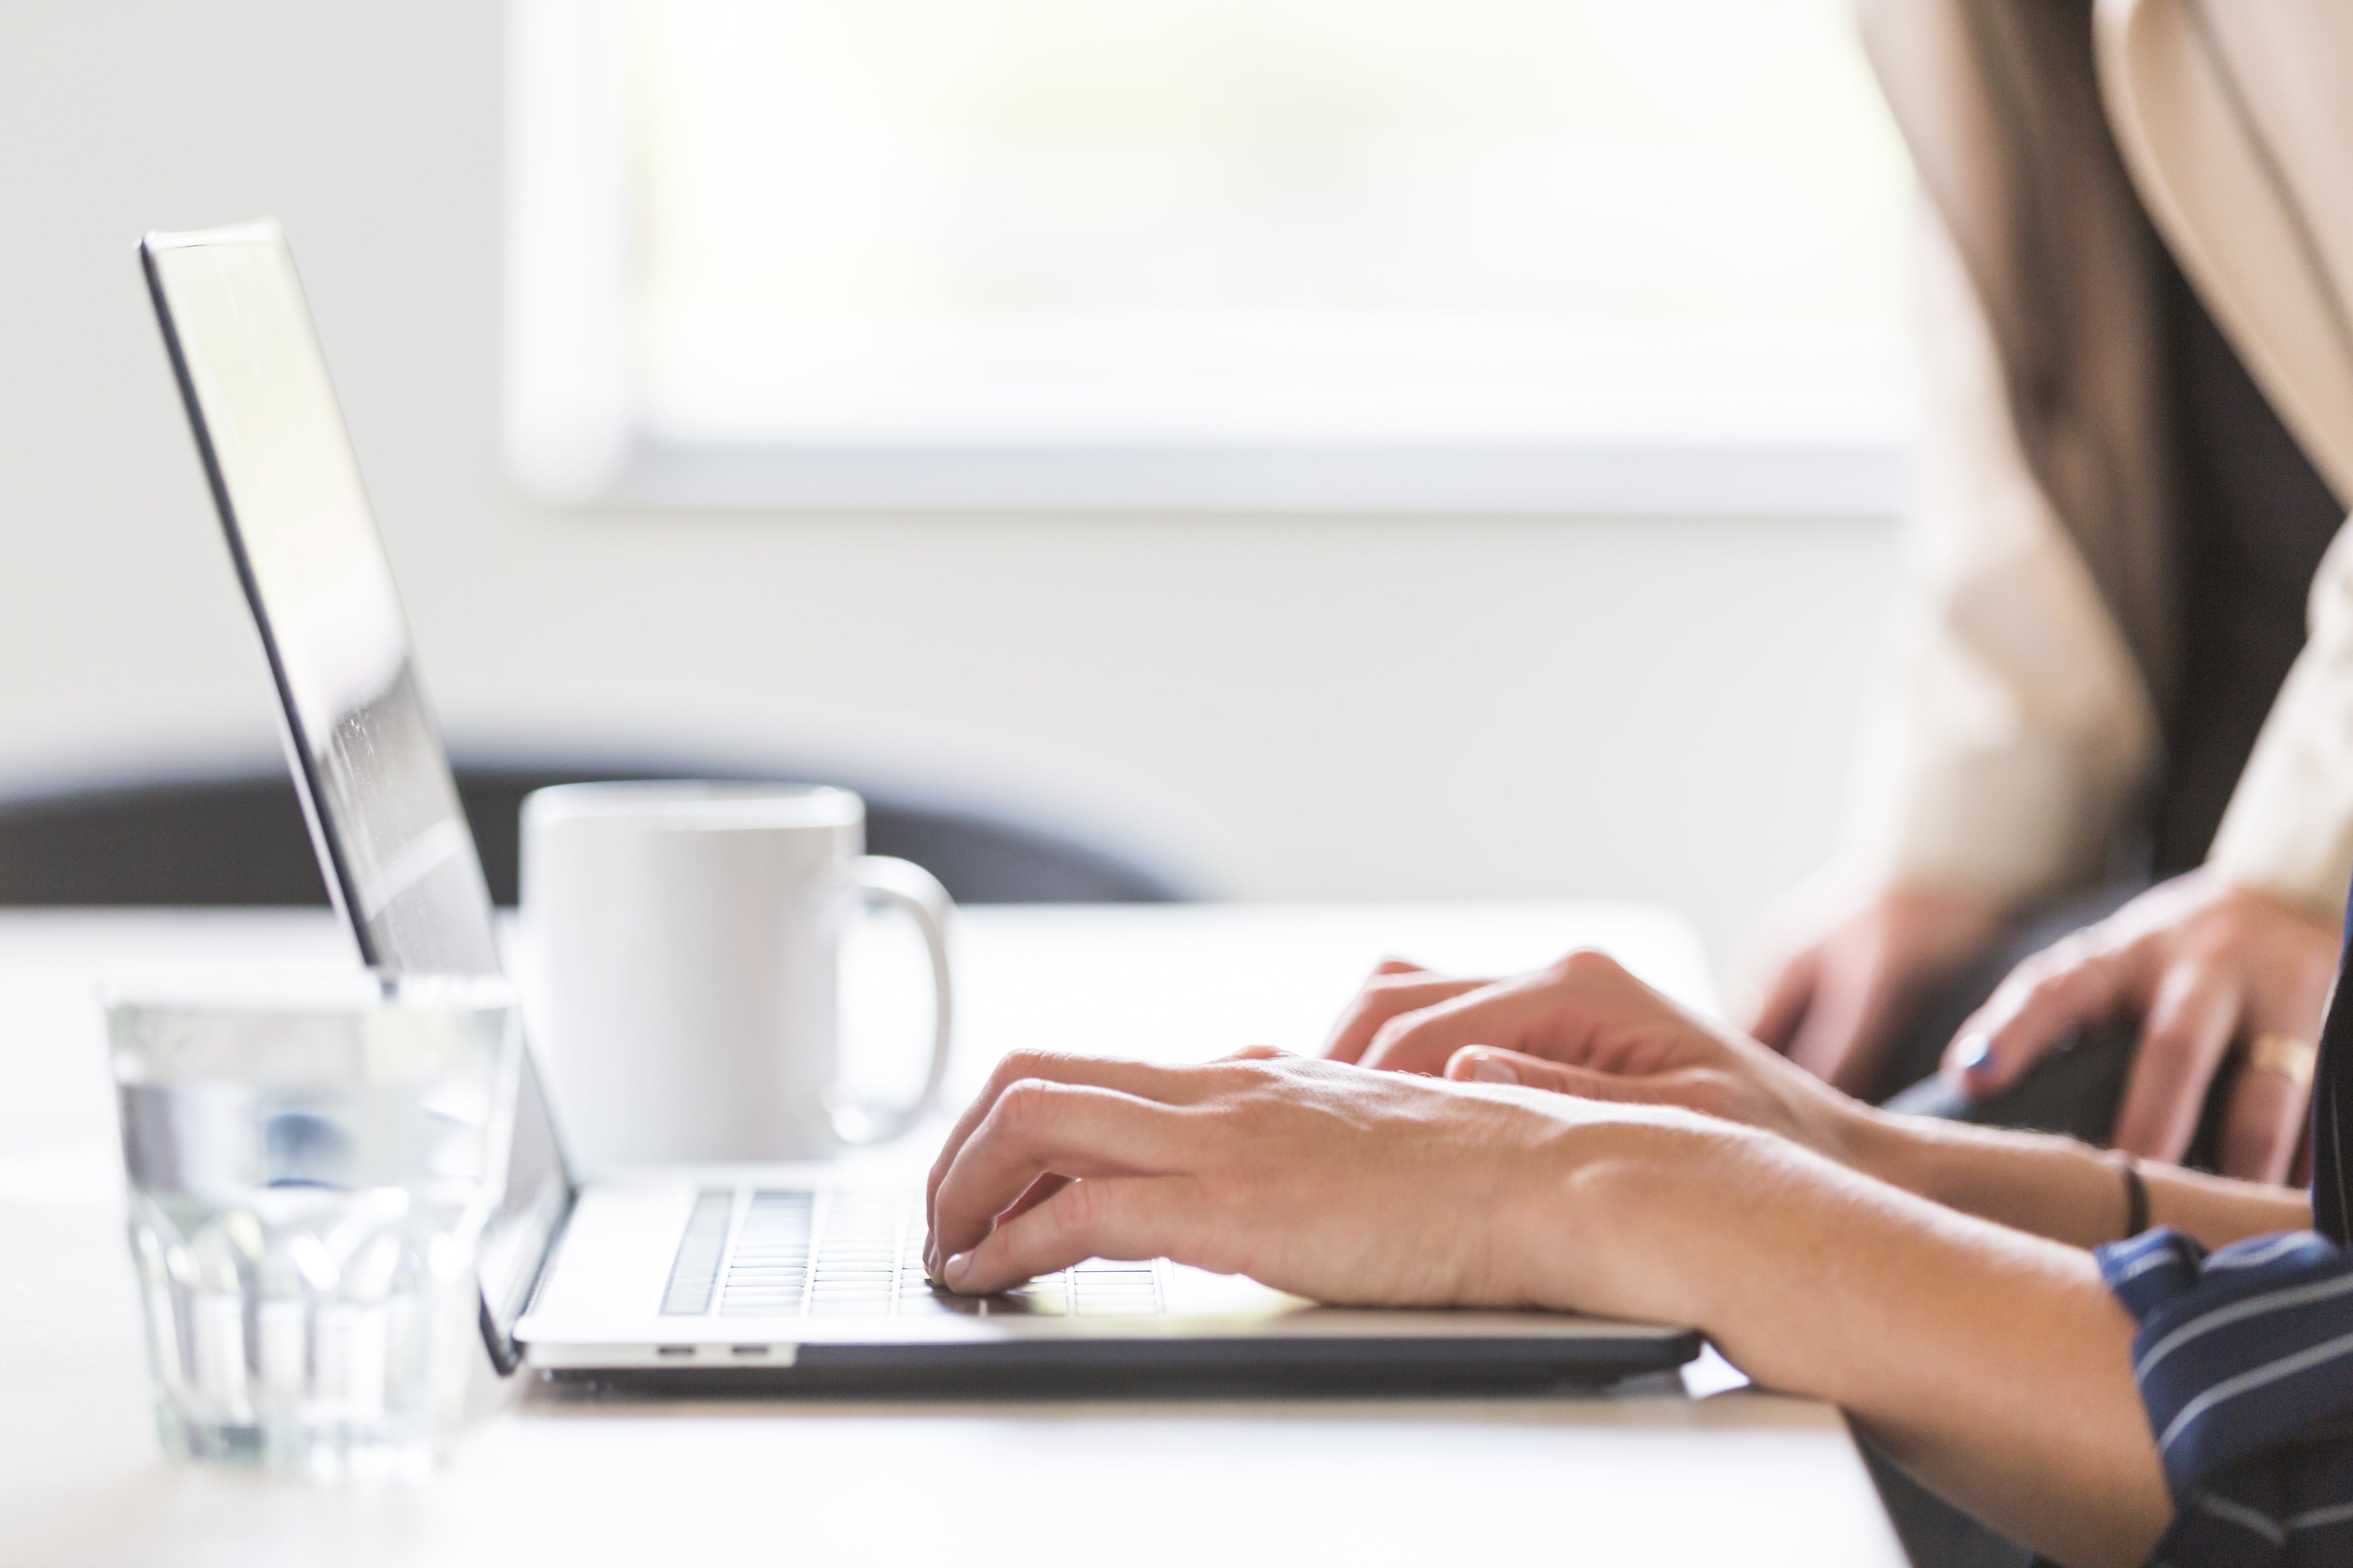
[2096,1228,2353,1567]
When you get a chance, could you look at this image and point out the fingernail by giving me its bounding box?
[1468,1052,1519,1085]
[1950,1034,1995,1080]
[943,1252,972,1288]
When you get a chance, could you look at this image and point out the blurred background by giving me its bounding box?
[0,0,1917,976]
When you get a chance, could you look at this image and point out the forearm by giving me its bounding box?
[1564,1126,2169,1568]
[1842,1105,2312,1249]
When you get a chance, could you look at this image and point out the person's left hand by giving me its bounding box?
[1943,869,2339,1181]
[1321,949,1870,1165]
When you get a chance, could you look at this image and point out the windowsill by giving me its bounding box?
[560,434,1909,517]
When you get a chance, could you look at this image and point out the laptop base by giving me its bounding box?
[541,1327,1705,1399]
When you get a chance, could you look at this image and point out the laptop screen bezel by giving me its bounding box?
[140,225,380,967]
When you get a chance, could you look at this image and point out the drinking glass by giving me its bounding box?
[104,971,520,1475]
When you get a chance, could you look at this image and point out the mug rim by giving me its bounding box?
[520,780,863,830]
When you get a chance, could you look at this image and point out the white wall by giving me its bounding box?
[0,2,1899,977]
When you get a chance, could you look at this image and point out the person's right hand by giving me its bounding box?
[920,1043,1718,1315]
[1743,879,2005,1095]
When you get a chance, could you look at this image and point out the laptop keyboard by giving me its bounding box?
[657,1187,1166,1319]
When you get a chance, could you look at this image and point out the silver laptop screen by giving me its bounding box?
[142,222,570,1364]
[141,226,495,971]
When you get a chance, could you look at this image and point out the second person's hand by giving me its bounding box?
[1942,869,2338,1181]
[1743,878,2006,1095]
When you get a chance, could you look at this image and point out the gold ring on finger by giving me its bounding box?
[2245,1032,2319,1092]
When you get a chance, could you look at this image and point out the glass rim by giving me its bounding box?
[98,967,518,1016]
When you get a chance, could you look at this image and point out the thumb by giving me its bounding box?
[1446,1046,1677,1108]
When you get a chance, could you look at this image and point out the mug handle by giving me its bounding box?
[826,855,955,1146]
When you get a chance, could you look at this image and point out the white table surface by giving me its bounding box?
[0,903,1903,1567]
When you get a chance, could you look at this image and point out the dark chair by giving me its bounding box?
[0,762,1197,907]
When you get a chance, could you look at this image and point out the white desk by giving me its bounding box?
[0,904,1903,1567]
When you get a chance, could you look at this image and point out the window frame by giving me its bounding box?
[503,0,1911,517]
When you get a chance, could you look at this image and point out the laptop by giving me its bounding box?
[140,219,1702,1393]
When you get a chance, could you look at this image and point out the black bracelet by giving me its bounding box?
[2109,1151,2149,1240]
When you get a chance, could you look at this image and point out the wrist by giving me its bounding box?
[1826,1099,1928,1193]
[1833,1103,2020,1218]
[1842,1105,2139,1247]
[1519,1112,1782,1329]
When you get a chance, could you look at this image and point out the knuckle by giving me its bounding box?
[1669,1068,1730,1119]
[1213,1053,1280,1085]
[1365,1016,1417,1060]
[993,1078,1060,1134]
[1051,1177,1107,1240]
[2022,944,2083,984]
[1692,1073,1737,1119]
[1547,948,1621,986]
[990,1050,1055,1092]
[2021,962,2088,1006]
[2177,957,2233,996]
[2182,920,2238,964]
[1244,1051,1292,1082]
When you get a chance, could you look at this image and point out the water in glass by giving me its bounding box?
[107,974,518,1475]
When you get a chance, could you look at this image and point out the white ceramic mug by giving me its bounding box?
[517,782,952,1172]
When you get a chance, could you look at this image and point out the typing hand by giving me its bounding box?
[1320,956,1494,1067]
[919,1045,1687,1312]
[1326,949,1869,1166]
[1944,869,2337,1181]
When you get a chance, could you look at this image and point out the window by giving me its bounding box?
[506,0,1915,512]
